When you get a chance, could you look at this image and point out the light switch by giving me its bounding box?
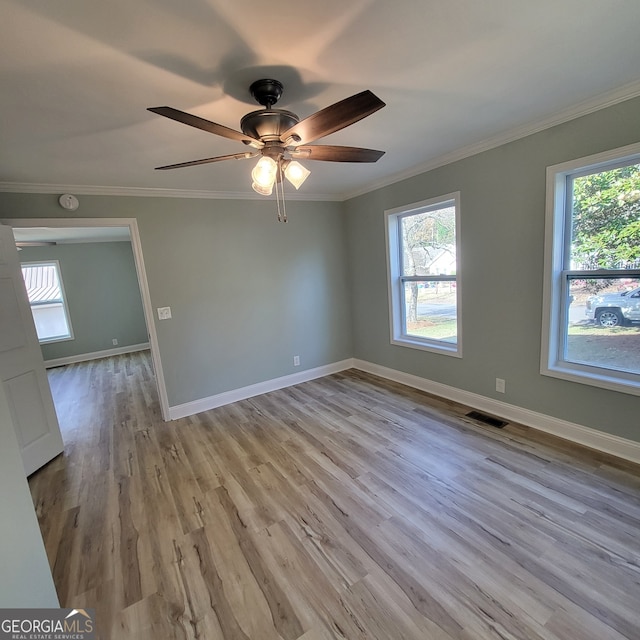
[157,306,172,320]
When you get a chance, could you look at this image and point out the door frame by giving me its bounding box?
[1,217,170,421]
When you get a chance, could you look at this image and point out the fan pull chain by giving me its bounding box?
[275,162,287,223]
[275,168,282,222]
[281,177,287,223]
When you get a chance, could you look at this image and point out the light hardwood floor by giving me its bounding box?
[29,351,640,640]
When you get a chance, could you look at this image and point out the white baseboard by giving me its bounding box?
[167,355,640,465]
[353,359,640,465]
[44,342,150,369]
[168,359,355,421]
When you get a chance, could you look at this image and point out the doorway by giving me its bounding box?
[1,217,169,421]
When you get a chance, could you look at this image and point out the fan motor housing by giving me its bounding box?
[240,109,299,141]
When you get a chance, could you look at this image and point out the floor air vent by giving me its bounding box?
[465,410,508,429]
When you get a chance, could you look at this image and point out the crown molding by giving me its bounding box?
[0,182,340,202]
[342,79,640,201]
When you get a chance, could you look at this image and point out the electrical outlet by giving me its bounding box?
[293,355,300,366]
[496,378,506,393]
[157,306,172,320]
[112,338,118,346]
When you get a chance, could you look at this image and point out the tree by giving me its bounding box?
[401,208,456,322]
[571,163,640,271]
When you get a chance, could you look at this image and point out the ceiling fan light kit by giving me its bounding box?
[148,79,386,220]
[251,156,278,195]
[282,160,310,190]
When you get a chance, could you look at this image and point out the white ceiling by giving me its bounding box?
[2,0,640,200]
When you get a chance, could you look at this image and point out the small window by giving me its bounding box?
[542,143,640,394]
[385,193,461,356]
[21,261,74,344]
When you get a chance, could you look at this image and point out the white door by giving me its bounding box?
[0,224,63,475]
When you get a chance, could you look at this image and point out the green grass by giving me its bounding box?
[407,317,457,341]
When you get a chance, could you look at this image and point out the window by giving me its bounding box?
[21,261,73,343]
[386,193,461,356]
[542,143,640,395]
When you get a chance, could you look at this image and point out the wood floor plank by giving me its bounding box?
[346,567,459,640]
[357,472,558,627]
[29,351,640,639]
[252,462,371,589]
[374,517,554,640]
[116,475,143,607]
[215,485,305,640]
[189,525,269,640]
[256,519,376,640]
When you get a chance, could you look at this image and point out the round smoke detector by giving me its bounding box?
[59,194,79,211]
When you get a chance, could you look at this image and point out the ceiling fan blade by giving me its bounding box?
[148,106,263,148]
[15,241,57,247]
[291,145,385,163]
[280,90,385,146]
[155,151,258,170]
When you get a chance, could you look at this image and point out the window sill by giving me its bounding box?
[38,335,74,345]
[391,336,461,358]
[542,362,640,397]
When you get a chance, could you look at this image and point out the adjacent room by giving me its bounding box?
[1,2,639,639]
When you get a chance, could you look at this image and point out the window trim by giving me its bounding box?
[541,142,640,396]
[21,260,74,344]
[385,192,462,357]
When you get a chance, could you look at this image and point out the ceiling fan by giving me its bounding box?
[148,79,386,197]
[15,241,57,251]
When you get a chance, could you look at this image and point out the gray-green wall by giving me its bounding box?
[345,95,640,443]
[1,199,352,407]
[1,95,638,442]
[19,242,148,362]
